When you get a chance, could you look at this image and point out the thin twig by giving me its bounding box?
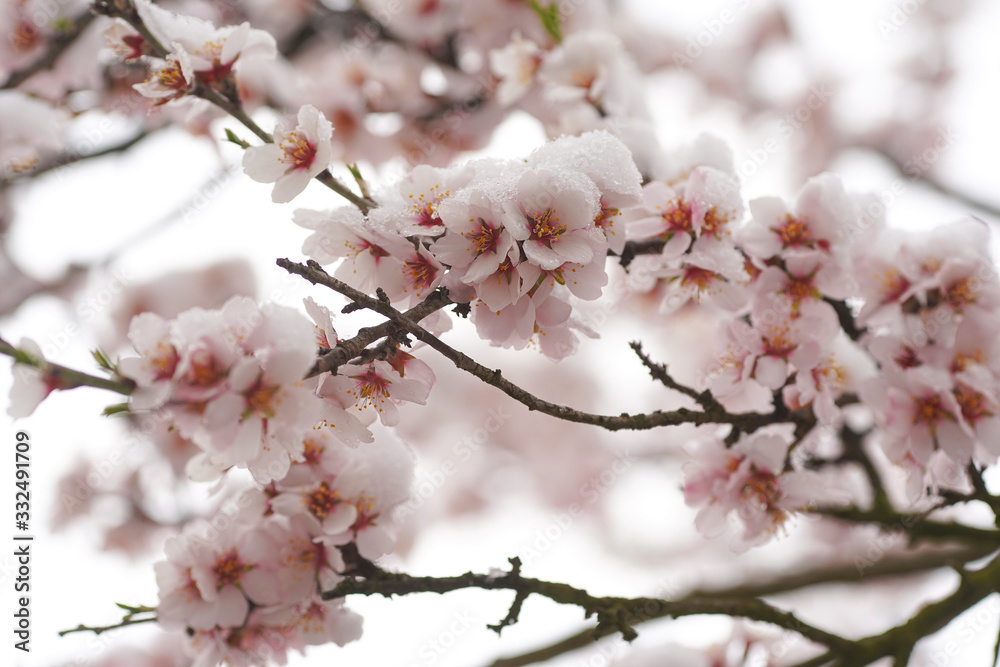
[0,335,134,396]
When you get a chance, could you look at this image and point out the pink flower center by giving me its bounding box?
[529,209,566,245]
[954,383,993,424]
[213,549,249,589]
[156,59,189,91]
[679,266,718,291]
[306,481,341,520]
[912,395,953,427]
[185,348,222,386]
[246,381,280,418]
[700,207,728,239]
[661,201,693,236]
[280,132,317,171]
[594,202,619,233]
[468,220,502,255]
[775,215,813,249]
[404,255,439,290]
[351,367,392,407]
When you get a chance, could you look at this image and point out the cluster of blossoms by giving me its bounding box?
[111,0,277,105]
[156,429,413,665]
[295,129,643,360]
[117,295,433,483]
[673,164,880,543]
[858,220,1000,496]
[673,140,1000,540]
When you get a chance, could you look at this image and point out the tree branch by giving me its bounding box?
[278,258,805,433]
[488,544,994,667]
[323,557,854,653]
[0,335,134,396]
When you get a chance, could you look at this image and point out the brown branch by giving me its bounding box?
[324,557,854,653]
[307,288,454,376]
[278,258,803,433]
[629,340,721,411]
[488,544,994,667]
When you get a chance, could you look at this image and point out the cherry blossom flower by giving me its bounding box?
[322,359,430,427]
[527,130,644,254]
[740,174,857,261]
[501,168,603,270]
[134,0,276,84]
[488,33,542,106]
[133,53,194,103]
[118,312,178,410]
[370,163,473,237]
[294,206,410,298]
[243,104,333,203]
[155,521,282,631]
[683,430,831,549]
[431,189,516,284]
[624,166,743,261]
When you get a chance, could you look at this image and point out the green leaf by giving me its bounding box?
[103,403,131,417]
[224,128,250,149]
[529,1,563,44]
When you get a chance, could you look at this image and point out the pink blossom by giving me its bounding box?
[683,430,831,549]
[294,206,410,298]
[624,166,743,260]
[243,105,333,203]
[488,33,542,106]
[321,359,430,427]
[156,521,282,631]
[501,168,603,270]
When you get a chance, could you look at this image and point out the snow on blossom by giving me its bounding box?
[527,130,644,254]
[243,104,333,203]
[683,430,834,550]
[369,163,474,237]
[501,168,603,270]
